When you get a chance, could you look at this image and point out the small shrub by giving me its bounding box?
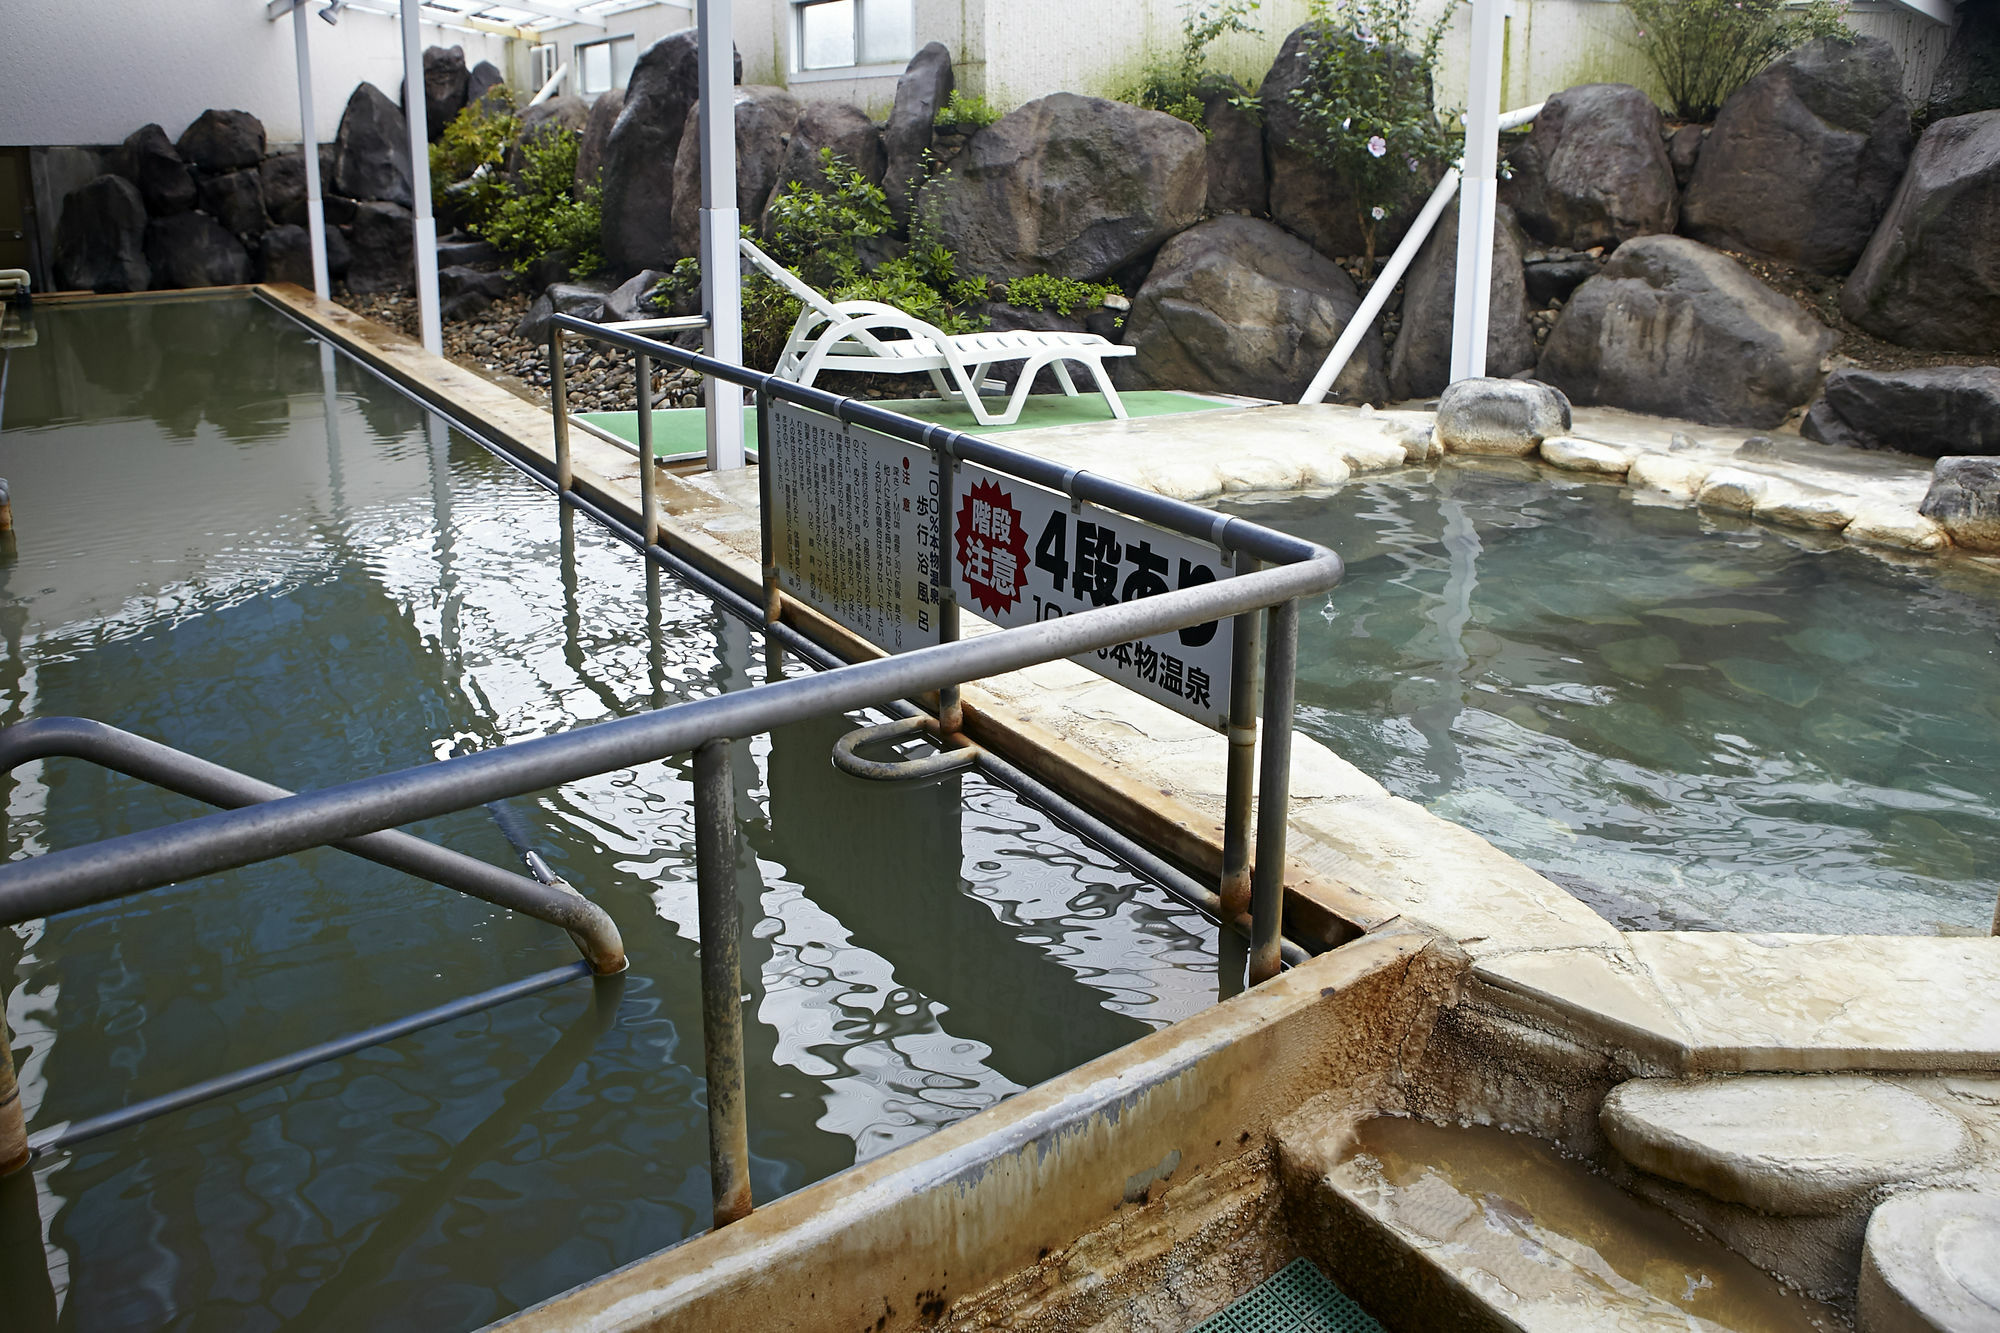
[935,90,1002,131]
[471,128,602,278]
[1628,0,1851,122]
[429,100,518,208]
[1121,0,1263,133]
[1286,0,1460,276]
[1004,274,1122,317]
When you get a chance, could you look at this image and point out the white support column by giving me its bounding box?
[400,0,443,355]
[292,1,330,300]
[697,0,745,471]
[1450,0,1507,383]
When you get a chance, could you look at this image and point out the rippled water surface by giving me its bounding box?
[0,298,1216,1329]
[1229,465,2000,936]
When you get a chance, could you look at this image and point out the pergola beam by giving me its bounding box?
[266,0,605,29]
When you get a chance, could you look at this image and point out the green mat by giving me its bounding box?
[573,390,1231,458]
[1191,1259,1386,1333]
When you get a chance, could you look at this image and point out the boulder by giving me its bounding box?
[54,174,150,292]
[122,124,195,215]
[323,223,352,280]
[576,87,624,192]
[1504,84,1678,251]
[1801,366,2000,457]
[1201,79,1268,216]
[424,45,469,140]
[1436,377,1572,456]
[467,60,506,112]
[176,109,266,174]
[333,82,414,207]
[260,150,308,226]
[1388,204,1536,399]
[673,86,803,259]
[1842,110,2000,353]
[198,169,267,239]
[600,30,739,274]
[919,93,1205,281]
[1522,250,1603,306]
[517,281,613,343]
[259,224,315,287]
[1538,235,1834,427]
[1925,0,2000,122]
[1920,455,2000,550]
[144,211,253,288]
[438,264,514,321]
[1260,23,1437,258]
[1667,124,1704,188]
[345,200,415,293]
[436,235,503,267]
[1123,215,1387,403]
[763,101,887,217]
[883,42,953,224]
[606,267,671,321]
[506,95,589,175]
[1680,37,1912,275]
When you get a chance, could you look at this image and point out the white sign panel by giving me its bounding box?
[950,463,1233,730]
[766,403,941,653]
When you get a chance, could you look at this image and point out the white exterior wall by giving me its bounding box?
[530,4,695,102]
[0,0,515,148]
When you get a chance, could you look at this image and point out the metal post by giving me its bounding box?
[549,327,572,492]
[756,389,779,625]
[399,0,442,356]
[1249,597,1299,985]
[695,0,746,471]
[692,740,752,1227]
[934,445,961,733]
[1450,0,1507,383]
[1220,549,1262,921]
[636,349,658,546]
[291,1,330,300]
[0,1022,26,1175]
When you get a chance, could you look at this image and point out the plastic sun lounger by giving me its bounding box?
[738,238,1134,428]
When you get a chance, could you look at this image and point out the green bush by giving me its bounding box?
[1628,0,1851,121]
[429,100,518,209]
[469,128,602,278]
[1285,0,1460,276]
[1121,0,1262,133]
[934,90,1002,131]
[1003,274,1122,317]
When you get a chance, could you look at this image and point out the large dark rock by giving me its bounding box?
[1920,455,2000,550]
[1389,205,1536,400]
[884,42,953,224]
[1436,377,1572,455]
[323,223,351,280]
[1668,124,1705,188]
[506,95,589,175]
[1504,84,1678,251]
[260,150,308,226]
[600,31,740,274]
[1926,0,2000,122]
[54,175,150,292]
[576,87,624,192]
[467,60,506,112]
[1801,366,2000,457]
[1260,23,1438,259]
[122,124,195,215]
[1681,37,1912,274]
[1842,110,2000,354]
[517,281,613,343]
[1538,234,1834,427]
[1202,79,1268,216]
[334,82,414,207]
[1523,249,1604,306]
[424,45,470,140]
[345,200,415,293]
[199,169,267,239]
[176,109,266,174]
[438,264,514,321]
[674,86,803,259]
[436,235,503,267]
[1124,215,1387,403]
[759,101,886,232]
[144,211,253,288]
[606,268,671,321]
[259,224,315,287]
[919,93,1205,281]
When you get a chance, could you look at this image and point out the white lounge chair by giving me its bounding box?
[738,238,1134,428]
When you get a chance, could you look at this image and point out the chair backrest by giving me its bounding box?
[737,238,842,321]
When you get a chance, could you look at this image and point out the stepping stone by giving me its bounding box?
[1602,1076,1971,1216]
[1859,1189,2000,1333]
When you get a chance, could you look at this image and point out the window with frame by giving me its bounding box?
[577,35,637,97]
[794,0,915,72]
[530,42,560,92]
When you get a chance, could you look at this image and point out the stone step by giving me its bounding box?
[1859,1188,2000,1333]
[1281,1114,1844,1332]
[1601,1076,1975,1216]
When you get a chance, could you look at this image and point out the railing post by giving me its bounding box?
[692,740,752,1227]
[549,326,572,493]
[1249,596,1299,985]
[934,443,962,733]
[1220,549,1262,923]
[756,390,779,627]
[636,348,658,546]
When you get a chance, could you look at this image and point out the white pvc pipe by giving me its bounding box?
[292,1,331,300]
[697,0,745,471]
[400,0,442,355]
[528,62,570,107]
[1450,0,1508,384]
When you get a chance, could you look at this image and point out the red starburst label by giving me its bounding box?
[955,480,1029,616]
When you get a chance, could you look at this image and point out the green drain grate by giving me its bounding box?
[1190,1258,1387,1333]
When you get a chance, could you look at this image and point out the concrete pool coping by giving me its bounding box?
[254,282,2000,1084]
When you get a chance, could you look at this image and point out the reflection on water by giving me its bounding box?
[0,298,1215,1330]
[1230,466,2000,936]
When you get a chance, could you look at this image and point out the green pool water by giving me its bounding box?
[0,297,1219,1330]
[1229,464,2000,936]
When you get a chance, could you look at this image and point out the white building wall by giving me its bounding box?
[0,0,515,149]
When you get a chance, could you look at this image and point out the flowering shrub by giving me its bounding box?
[1628,0,1851,121]
[1285,0,1460,274]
